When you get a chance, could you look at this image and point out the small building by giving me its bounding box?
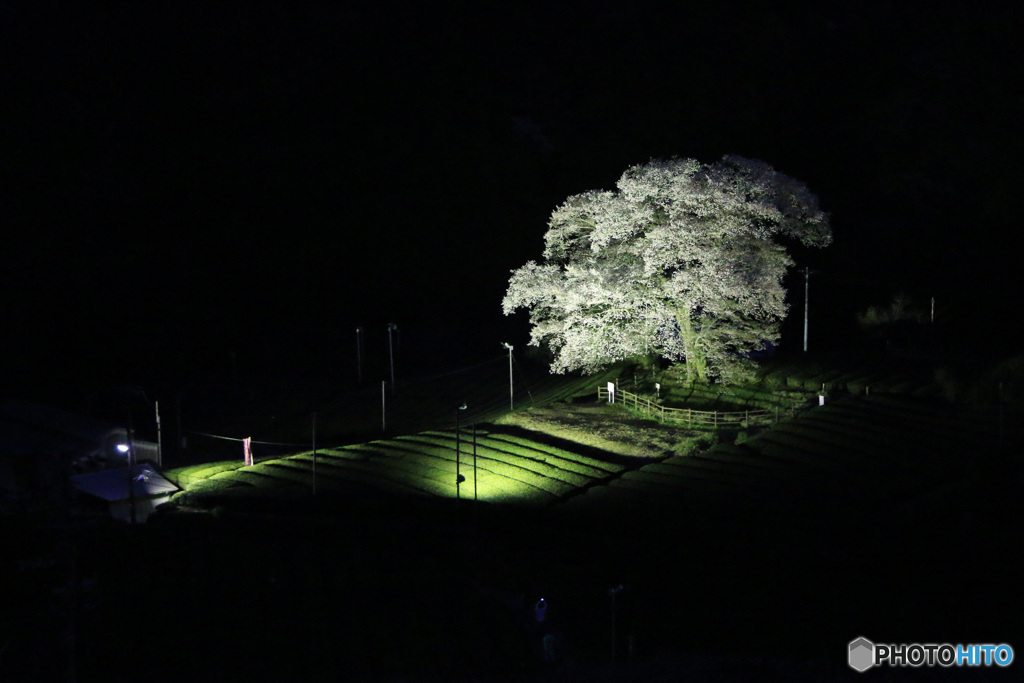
[0,400,160,514]
[70,463,178,523]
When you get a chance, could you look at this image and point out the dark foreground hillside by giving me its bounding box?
[3,394,1021,682]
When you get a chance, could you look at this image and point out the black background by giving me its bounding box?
[4,1,1022,400]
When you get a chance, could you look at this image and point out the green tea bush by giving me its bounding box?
[802,376,828,392]
[624,466,732,491]
[166,461,245,488]
[643,460,740,485]
[610,477,675,496]
[752,436,876,484]
[225,469,291,489]
[378,439,459,467]
[184,477,244,493]
[484,434,625,473]
[306,459,435,495]
[480,447,593,486]
[381,437,585,499]
[814,372,858,394]
[845,377,870,395]
[694,453,793,483]
[640,462,701,480]
[481,439,610,476]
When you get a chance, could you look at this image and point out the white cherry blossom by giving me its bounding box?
[503,156,831,383]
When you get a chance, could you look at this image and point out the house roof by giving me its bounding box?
[71,464,178,502]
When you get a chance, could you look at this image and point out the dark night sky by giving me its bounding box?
[3,1,1023,399]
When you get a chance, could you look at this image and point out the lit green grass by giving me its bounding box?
[169,421,627,506]
[215,468,291,489]
[395,435,598,489]
[164,461,246,488]
[683,453,799,486]
[284,454,453,496]
[482,433,625,474]
[475,442,607,484]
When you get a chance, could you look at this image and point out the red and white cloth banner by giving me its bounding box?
[243,437,253,466]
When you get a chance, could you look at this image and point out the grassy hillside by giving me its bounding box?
[166,421,681,510]
[144,359,1022,680]
[555,391,1020,656]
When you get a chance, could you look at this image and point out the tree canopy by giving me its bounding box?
[503,156,832,383]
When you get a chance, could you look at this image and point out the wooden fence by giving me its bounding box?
[598,385,797,428]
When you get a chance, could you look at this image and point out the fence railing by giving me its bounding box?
[598,385,797,428]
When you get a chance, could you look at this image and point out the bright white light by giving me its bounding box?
[116,444,130,453]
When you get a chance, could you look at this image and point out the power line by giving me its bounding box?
[187,430,307,447]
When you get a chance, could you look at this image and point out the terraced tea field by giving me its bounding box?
[562,392,1012,522]
[151,385,1020,679]
[170,389,1015,525]
[167,425,640,507]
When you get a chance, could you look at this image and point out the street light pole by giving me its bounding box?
[311,412,317,496]
[127,413,136,525]
[502,343,514,411]
[387,323,398,393]
[155,400,162,468]
[455,403,467,500]
[803,266,810,353]
[356,326,364,383]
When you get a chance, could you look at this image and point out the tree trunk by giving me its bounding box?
[676,310,707,383]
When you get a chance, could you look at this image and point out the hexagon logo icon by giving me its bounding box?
[848,637,875,672]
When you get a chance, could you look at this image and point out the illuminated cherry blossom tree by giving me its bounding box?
[503,156,831,383]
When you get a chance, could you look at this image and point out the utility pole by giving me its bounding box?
[381,381,386,433]
[803,267,810,353]
[311,412,317,496]
[502,343,514,410]
[127,413,136,525]
[176,392,184,455]
[155,400,162,468]
[356,327,364,383]
[455,403,467,500]
[387,323,398,393]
